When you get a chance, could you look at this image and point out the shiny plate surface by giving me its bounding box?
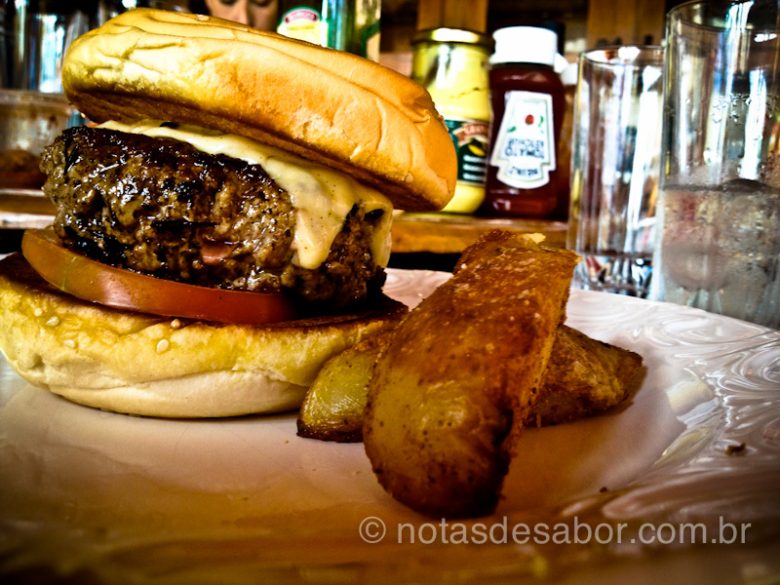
[1,269,778,584]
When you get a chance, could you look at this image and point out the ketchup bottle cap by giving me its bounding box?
[491,26,558,67]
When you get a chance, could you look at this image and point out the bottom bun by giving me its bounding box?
[0,254,404,418]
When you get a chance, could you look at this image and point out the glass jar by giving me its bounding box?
[276,0,381,60]
[412,28,491,213]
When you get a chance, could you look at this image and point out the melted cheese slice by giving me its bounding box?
[99,120,393,270]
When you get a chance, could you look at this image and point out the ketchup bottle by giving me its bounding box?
[480,26,565,218]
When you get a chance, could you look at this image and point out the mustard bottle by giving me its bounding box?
[412,28,491,213]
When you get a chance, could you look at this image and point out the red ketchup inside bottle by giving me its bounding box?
[481,26,565,219]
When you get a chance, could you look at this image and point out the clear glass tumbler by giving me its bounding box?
[567,46,664,297]
[651,0,780,329]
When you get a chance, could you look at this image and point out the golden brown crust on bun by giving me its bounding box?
[0,254,404,418]
[61,8,456,211]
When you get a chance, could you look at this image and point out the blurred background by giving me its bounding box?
[0,0,687,264]
[1,0,685,90]
[380,0,668,75]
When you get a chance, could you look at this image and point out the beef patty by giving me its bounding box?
[40,126,386,306]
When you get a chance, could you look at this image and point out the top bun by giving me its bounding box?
[61,8,456,211]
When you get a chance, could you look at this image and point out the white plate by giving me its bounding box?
[1,269,779,584]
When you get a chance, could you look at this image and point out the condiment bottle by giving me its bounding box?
[276,0,381,61]
[481,26,565,218]
[276,1,325,45]
[555,61,578,220]
[412,28,492,213]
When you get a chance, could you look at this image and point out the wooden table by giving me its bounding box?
[391,212,568,253]
[0,190,54,230]
[389,212,568,271]
[0,190,54,253]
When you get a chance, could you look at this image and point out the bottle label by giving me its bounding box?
[278,7,326,46]
[359,19,381,60]
[445,118,489,186]
[489,91,556,189]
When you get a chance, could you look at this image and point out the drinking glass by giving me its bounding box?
[567,46,664,297]
[650,0,780,328]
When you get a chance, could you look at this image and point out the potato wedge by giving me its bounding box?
[363,232,579,518]
[297,325,642,442]
[297,333,386,442]
[528,326,643,426]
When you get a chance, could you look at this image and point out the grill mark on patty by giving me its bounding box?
[40,126,386,306]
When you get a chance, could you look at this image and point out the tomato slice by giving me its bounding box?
[21,228,298,325]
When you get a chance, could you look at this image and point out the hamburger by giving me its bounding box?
[0,9,456,418]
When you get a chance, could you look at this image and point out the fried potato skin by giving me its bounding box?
[297,333,387,442]
[363,232,578,518]
[528,326,644,426]
[297,324,642,443]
